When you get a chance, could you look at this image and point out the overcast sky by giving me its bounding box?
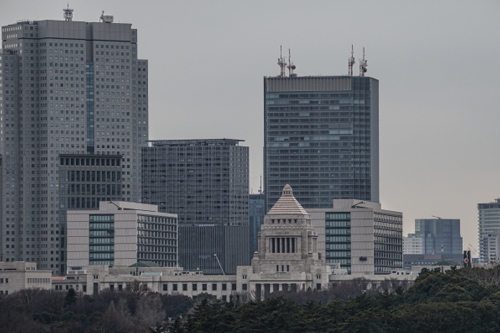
[2,0,499,254]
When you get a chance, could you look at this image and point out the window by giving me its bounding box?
[212,283,217,291]
[242,284,247,291]
[162,284,168,291]
[172,284,177,291]
[202,284,207,291]
[222,283,227,291]
[182,284,187,291]
[232,283,236,291]
[192,284,197,291]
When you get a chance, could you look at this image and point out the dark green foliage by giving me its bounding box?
[173,267,500,332]
[5,267,500,332]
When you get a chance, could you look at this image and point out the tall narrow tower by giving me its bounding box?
[277,45,287,77]
[348,45,355,76]
[359,47,368,77]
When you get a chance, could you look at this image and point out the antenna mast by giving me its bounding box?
[63,3,74,21]
[348,45,355,76]
[277,45,287,77]
[359,47,367,77]
[287,49,296,77]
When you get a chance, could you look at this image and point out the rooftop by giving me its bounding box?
[267,184,308,216]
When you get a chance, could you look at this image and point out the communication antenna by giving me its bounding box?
[287,49,296,77]
[277,45,287,77]
[259,175,262,194]
[359,47,367,76]
[63,3,74,21]
[348,44,355,76]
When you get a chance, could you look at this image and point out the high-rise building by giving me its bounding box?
[0,11,148,274]
[264,75,379,212]
[141,139,249,274]
[414,219,462,255]
[249,193,265,257]
[478,199,500,262]
[403,234,423,255]
[483,231,500,264]
[67,201,178,269]
[309,199,403,275]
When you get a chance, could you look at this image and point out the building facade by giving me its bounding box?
[403,234,423,255]
[309,199,403,275]
[0,12,148,274]
[414,219,462,255]
[67,201,177,269]
[483,230,500,264]
[478,199,500,263]
[52,185,415,298]
[249,193,265,256]
[141,139,249,274]
[264,76,379,212]
[0,261,52,295]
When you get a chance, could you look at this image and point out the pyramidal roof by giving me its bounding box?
[267,184,309,215]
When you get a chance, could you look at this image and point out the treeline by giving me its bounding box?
[2,267,500,332]
[172,267,500,333]
[0,281,194,332]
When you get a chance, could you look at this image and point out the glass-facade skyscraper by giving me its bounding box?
[264,76,379,212]
[141,139,249,274]
[0,14,148,275]
[414,219,462,255]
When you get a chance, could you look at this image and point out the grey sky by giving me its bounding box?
[2,0,499,254]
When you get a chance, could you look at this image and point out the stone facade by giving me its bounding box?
[0,261,52,295]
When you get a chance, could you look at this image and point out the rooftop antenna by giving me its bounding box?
[348,44,355,76]
[63,3,74,21]
[100,11,105,22]
[277,45,287,77]
[287,49,296,77]
[359,47,367,77]
[259,175,262,194]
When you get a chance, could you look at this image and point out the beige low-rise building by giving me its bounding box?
[53,185,414,298]
[0,261,52,295]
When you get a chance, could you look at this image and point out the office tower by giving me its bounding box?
[309,199,403,275]
[142,139,249,274]
[483,231,500,264]
[414,219,462,255]
[249,193,265,256]
[67,201,178,269]
[264,75,379,212]
[403,234,423,254]
[0,11,148,274]
[478,199,500,262]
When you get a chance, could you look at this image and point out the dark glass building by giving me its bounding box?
[141,139,249,274]
[249,193,265,257]
[264,76,379,212]
[414,219,462,255]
